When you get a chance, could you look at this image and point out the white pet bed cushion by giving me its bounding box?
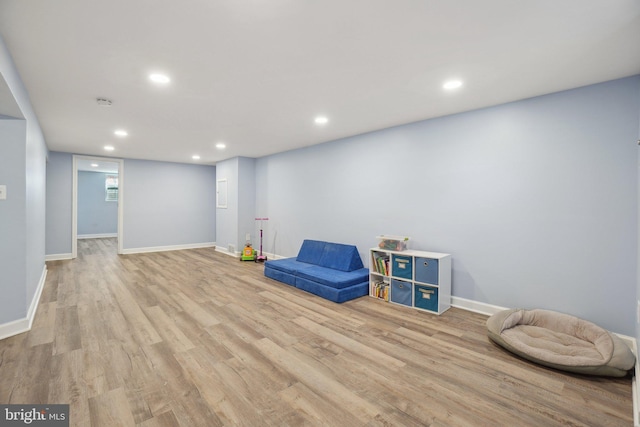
[487,309,635,377]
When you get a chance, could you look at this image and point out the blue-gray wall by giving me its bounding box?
[122,159,216,250]
[78,171,118,236]
[45,152,73,256]
[215,156,258,254]
[256,75,640,335]
[46,154,216,254]
[215,158,239,252]
[238,157,257,249]
[0,118,28,323]
[0,34,48,325]
[637,83,640,353]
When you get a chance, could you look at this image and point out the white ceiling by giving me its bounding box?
[1,0,639,165]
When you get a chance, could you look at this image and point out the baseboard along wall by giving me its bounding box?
[0,265,47,341]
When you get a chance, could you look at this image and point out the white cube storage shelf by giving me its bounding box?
[369,248,451,315]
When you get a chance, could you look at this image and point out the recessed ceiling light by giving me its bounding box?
[149,73,170,84]
[314,116,328,125]
[443,80,463,90]
[96,98,112,106]
[91,163,99,167]
[104,145,115,151]
[216,143,226,149]
[192,155,200,160]
[114,129,128,137]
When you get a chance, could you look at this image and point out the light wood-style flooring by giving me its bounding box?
[0,238,633,426]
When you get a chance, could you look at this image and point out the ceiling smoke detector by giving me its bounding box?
[96,98,112,106]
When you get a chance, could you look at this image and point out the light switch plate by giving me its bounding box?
[0,185,6,200]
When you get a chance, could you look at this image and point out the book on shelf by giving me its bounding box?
[372,281,389,301]
[372,252,390,275]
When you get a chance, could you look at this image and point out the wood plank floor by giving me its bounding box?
[0,238,633,426]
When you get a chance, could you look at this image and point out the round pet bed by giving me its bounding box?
[487,309,635,377]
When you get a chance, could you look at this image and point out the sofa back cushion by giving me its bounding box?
[297,239,364,272]
[296,240,327,265]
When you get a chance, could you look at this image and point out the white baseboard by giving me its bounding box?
[0,265,47,341]
[635,372,639,427]
[215,248,285,260]
[450,296,507,316]
[617,334,640,426]
[625,335,640,426]
[601,334,638,425]
[261,251,286,260]
[78,233,117,239]
[28,265,48,329]
[45,253,73,261]
[215,246,239,257]
[121,242,215,255]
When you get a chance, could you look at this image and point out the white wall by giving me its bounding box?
[256,76,640,335]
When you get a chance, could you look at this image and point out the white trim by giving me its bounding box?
[73,155,125,257]
[45,253,73,261]
[615,335,640,426]
[450,296,507,316]
[72,155,77,258]
[216,178,228,208]
[635,371,639,427]
[121,242,215,255]
[77,233,117,239]
[27,266,47,329]
[215,248,284,260]
[0,317,30,341]
[625,336,640,427]
[258,250,286,260]
[0,265,47,341]
[215,246,239,257]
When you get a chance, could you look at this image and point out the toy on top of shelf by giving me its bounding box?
[376,235,409,251]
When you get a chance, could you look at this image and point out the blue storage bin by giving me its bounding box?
[415,257,439,284]
[392,255,413,279]
[414,284,438,312]
[391,279,412,306]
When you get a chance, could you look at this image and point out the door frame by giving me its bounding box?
[72,155,124,257]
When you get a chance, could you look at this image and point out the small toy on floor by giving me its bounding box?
[240,243,256,261]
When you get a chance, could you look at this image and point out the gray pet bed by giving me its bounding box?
[487,309,635,377]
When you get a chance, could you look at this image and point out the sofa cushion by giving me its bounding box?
[296,240,326,265]
[264,264,296,287]
[264,258,315,275]
[296,265,369,289]
[295,277,368,303]
[318,242,365,272]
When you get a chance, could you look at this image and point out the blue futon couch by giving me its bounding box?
[264,240,369,303]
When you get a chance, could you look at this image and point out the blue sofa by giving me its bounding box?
[264,240,369,303]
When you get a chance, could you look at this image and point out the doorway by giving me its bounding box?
[72,155,124,257]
